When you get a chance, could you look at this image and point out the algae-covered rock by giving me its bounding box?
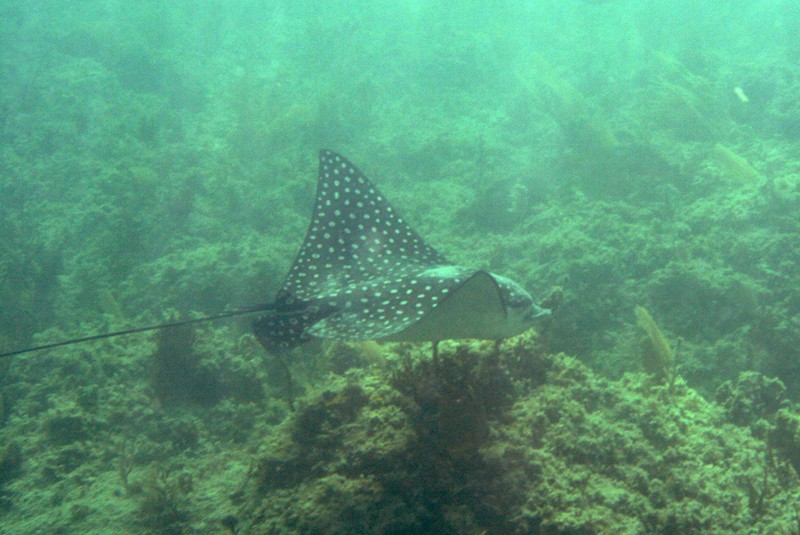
[235,333,799,534]
[0,441,23,509]
[483,355,794,533]
[771,407,800,473]
[239,372,423,533]
[715,371,787,436]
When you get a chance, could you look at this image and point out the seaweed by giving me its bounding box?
[0,441,22,510]
[712,143,764,185]
[635,305,676,385]
[0,391,9,427]
[770,408,800,474]
[220,515,238,534]
[136,470,191,535]
[150,325,220,408]
[715,371,787,436]
[44,413,87,446]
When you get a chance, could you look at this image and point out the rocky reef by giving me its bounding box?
[229,332,800,534]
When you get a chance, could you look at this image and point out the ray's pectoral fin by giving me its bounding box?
[252,296,337,353]
[385,270,508,342]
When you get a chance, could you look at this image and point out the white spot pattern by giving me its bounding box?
[281,150,448,304]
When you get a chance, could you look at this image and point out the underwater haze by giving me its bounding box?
[2,1,800,533]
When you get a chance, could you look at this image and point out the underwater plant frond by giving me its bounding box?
[635,305,675,383]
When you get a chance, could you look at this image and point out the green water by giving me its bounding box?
[1,1,799,533]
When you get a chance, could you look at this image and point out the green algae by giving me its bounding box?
[222,333,800,533]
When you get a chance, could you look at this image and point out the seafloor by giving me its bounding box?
[4,329,800,533]
[2,3,800,534]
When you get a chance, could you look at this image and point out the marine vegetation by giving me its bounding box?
[150,325,221,408]
[230,332,800,533]
[635,305,676,385]
[0,442,23,510]
[134,470,191,535]
[712,144,764,185]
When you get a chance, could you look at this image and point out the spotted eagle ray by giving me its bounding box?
[252,149,549,353]
[0,150,549,360]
